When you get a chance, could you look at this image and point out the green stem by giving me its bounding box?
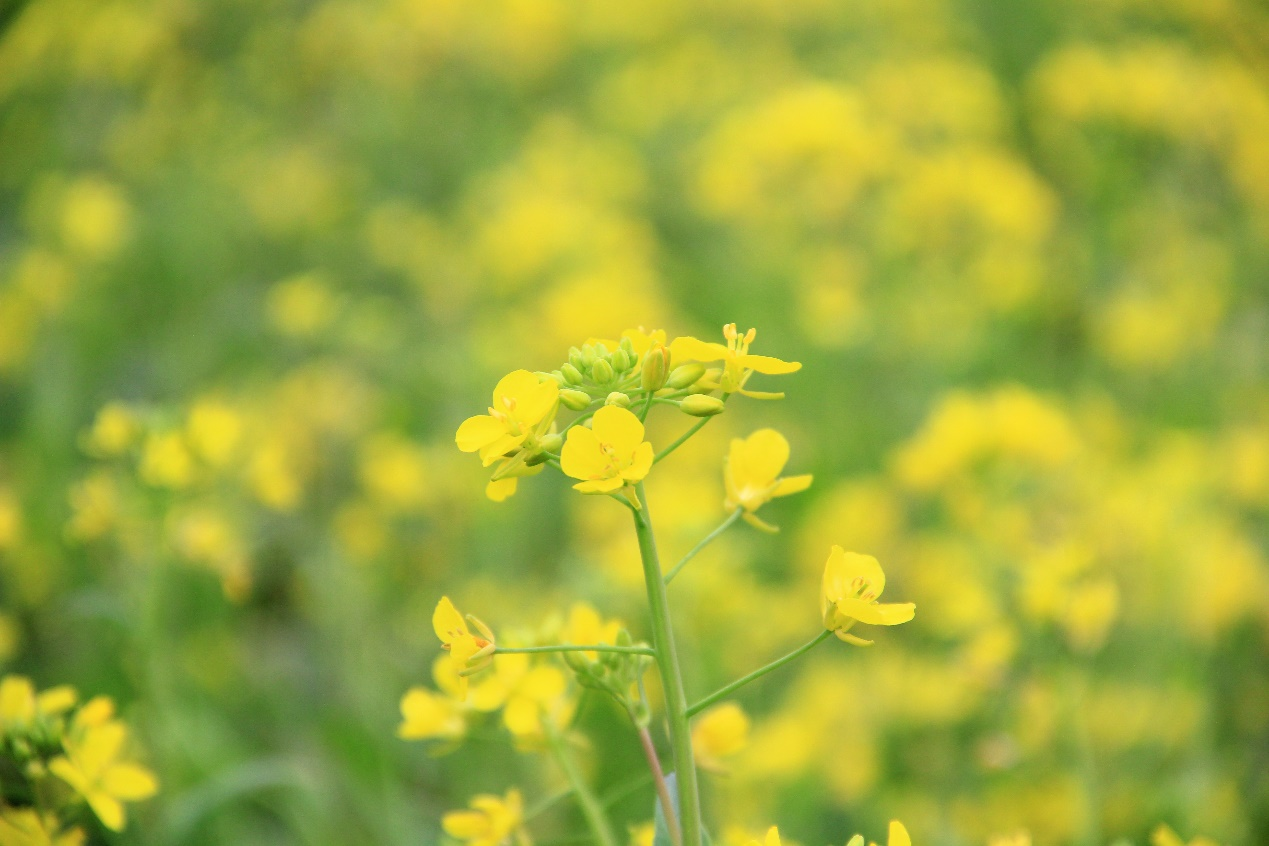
[631,482,702,846]
[498,645,655,657]
[686,630,832,718]
[547,730,619,846]
[653,418,711,464]
[526,787,574,822]
[664,509,743,584]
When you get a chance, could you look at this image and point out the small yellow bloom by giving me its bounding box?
[821,547,915,646]
[560,406,654,495]
[82,403,141,457]
[442,789,527,846]
[397,685,466,743]
[691,701,750,773]
[671,323,800,396]
[433,597,496,696]
[456,370,560,468]
[494,654,574,747]
[49,706,158,832]
[724,429,813,531]
[561,602,622,663]
[0,675,78,734]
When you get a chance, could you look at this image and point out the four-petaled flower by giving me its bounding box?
[821,546,915,646]
[724,429,813,531]
[457,370,560,501]
[671,323,800,396]
[433,596,496,696]
[442,789,528,846]
[560,406,654,497]
[48,698,159,832]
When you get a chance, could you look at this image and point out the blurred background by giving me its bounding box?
[1,0,1268,843]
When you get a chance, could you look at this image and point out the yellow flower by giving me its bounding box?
[691,701,750,773]
[433,597,496,697]
[846,821,911,846]
[442,789,528,846]
[49,702,158,832]
[397,686,466,744]
[746,826,784,846]
[493,653,574,747]
[0,675,78,734]
[670,323,800,396]
[561,602,622,663]
[821,547,915,646]
[723,429,813,531]
[456,370,560,468]
[560,406,654,495]
[0,808,85,846]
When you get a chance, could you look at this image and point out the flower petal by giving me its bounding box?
[517,379,559,427]
[590,406,644,451]
[622,442,654,482]
[574,477,625,494]
[669,337,729,363]
[433,597,467,644]
[835,597,914,626]
[561,426,604,480]
[738,354,801,374]
[485,477,517,502]
[491,370,541,405]
[455,415,505,453]
[889,821,911,846]
[739,429,790,486]
[772,474,813,498]
[101,764,158,800]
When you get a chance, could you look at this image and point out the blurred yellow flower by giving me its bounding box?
[560,405,653,495]
[442,789,527,846]
[138,432,194,489]
[49,702,158,832]
[0,808,84,846]
[846,821,911,846]
[186,399,243,466]
[820,547,915,646]
[267,273,339,337]
[433,597,496,695]
[494,654,573,746]
[691,701,750,773]
[59,177,131,261]
[724,429,813,531]
[562,602,622,663]
[397,686,466,743]
[82,403,142,457]
[671,324,799,395]
[457,370,560,470]
[0,675,77,734]
[1151,824,1221,846]
[0,489,20,550]
[746,826,783,846]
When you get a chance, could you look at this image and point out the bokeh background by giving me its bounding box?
[1,0,1268,843]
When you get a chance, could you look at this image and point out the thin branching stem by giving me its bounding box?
[686,630,832,718]
[664,509,743,584]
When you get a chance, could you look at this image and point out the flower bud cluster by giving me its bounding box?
[561,628,654,726]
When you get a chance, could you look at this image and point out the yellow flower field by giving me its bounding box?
[0,0,1266,844]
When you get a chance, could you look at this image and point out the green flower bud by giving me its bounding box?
[666,363,706,389]
[560,389,592,411]
[591,358,614,384]
[679,394,726,417]
[568,346,585,371]
[640,344,671,391]
[542,370,566,386]
[580,344,597,367]
[538,433,563,453]
[593,342,609,358]
[619,336,636,357]
[605,392,631,408]
[611,348,631,372]
[561,363,584,385]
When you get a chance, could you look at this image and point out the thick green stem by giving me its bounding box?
[664,509,743,584]
[498,645,655,657]
[686,630,832,718]
[631,482,702,846]
[547,730,619,846]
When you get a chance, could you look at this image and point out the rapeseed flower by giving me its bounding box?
[560,406,653,497]
[821,547,915,645]
[457,370,560,466]
[0,675,77,735]
[442,789,528,846]
[724,429,813,530]
[671,324,800,395]
[433,597,496,695]
[48,698,158,832]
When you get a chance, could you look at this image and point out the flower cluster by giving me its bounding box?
[0,675,157,839]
